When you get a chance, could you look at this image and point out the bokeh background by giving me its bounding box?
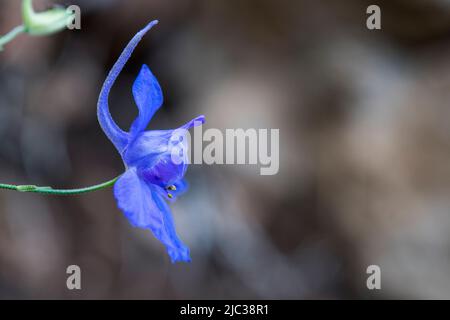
[1,0,450,299]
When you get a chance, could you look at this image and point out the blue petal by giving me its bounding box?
[124,129,189,186]
[130,64,163,136]
[122,129,172,166]
[181,115,206,130]
[151,190,191,263]
[114,168,191,263]
[139,153,188,187]
[97,20,159,154]
[114,167,163,228]
[123,115,206,166]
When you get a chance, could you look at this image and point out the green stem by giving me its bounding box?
[0,25,26,51]
[0,176,120,195]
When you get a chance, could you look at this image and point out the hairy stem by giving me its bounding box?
[0,176,120,195]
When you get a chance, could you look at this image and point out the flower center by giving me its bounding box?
[166,184,176,198]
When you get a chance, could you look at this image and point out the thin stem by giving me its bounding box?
[0,25,26,51]
[0,176,120,195]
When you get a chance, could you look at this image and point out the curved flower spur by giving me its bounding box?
[98,20,205,263]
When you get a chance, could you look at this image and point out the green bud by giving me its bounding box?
[22,0,75,36]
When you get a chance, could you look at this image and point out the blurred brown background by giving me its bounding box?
[1,0,450,299]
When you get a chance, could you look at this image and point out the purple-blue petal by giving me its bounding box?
[114,168,163,228]
[123,115,206,167]
[151,190,191,263]
[181,115,206,130]
[114,168,190,263]
[139,153,188,187]
[130,64,163,136]
[122,130,172,166]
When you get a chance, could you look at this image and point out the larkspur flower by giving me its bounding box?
[97,20,205,263]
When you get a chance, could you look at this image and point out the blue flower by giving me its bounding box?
[97,20,205,263]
